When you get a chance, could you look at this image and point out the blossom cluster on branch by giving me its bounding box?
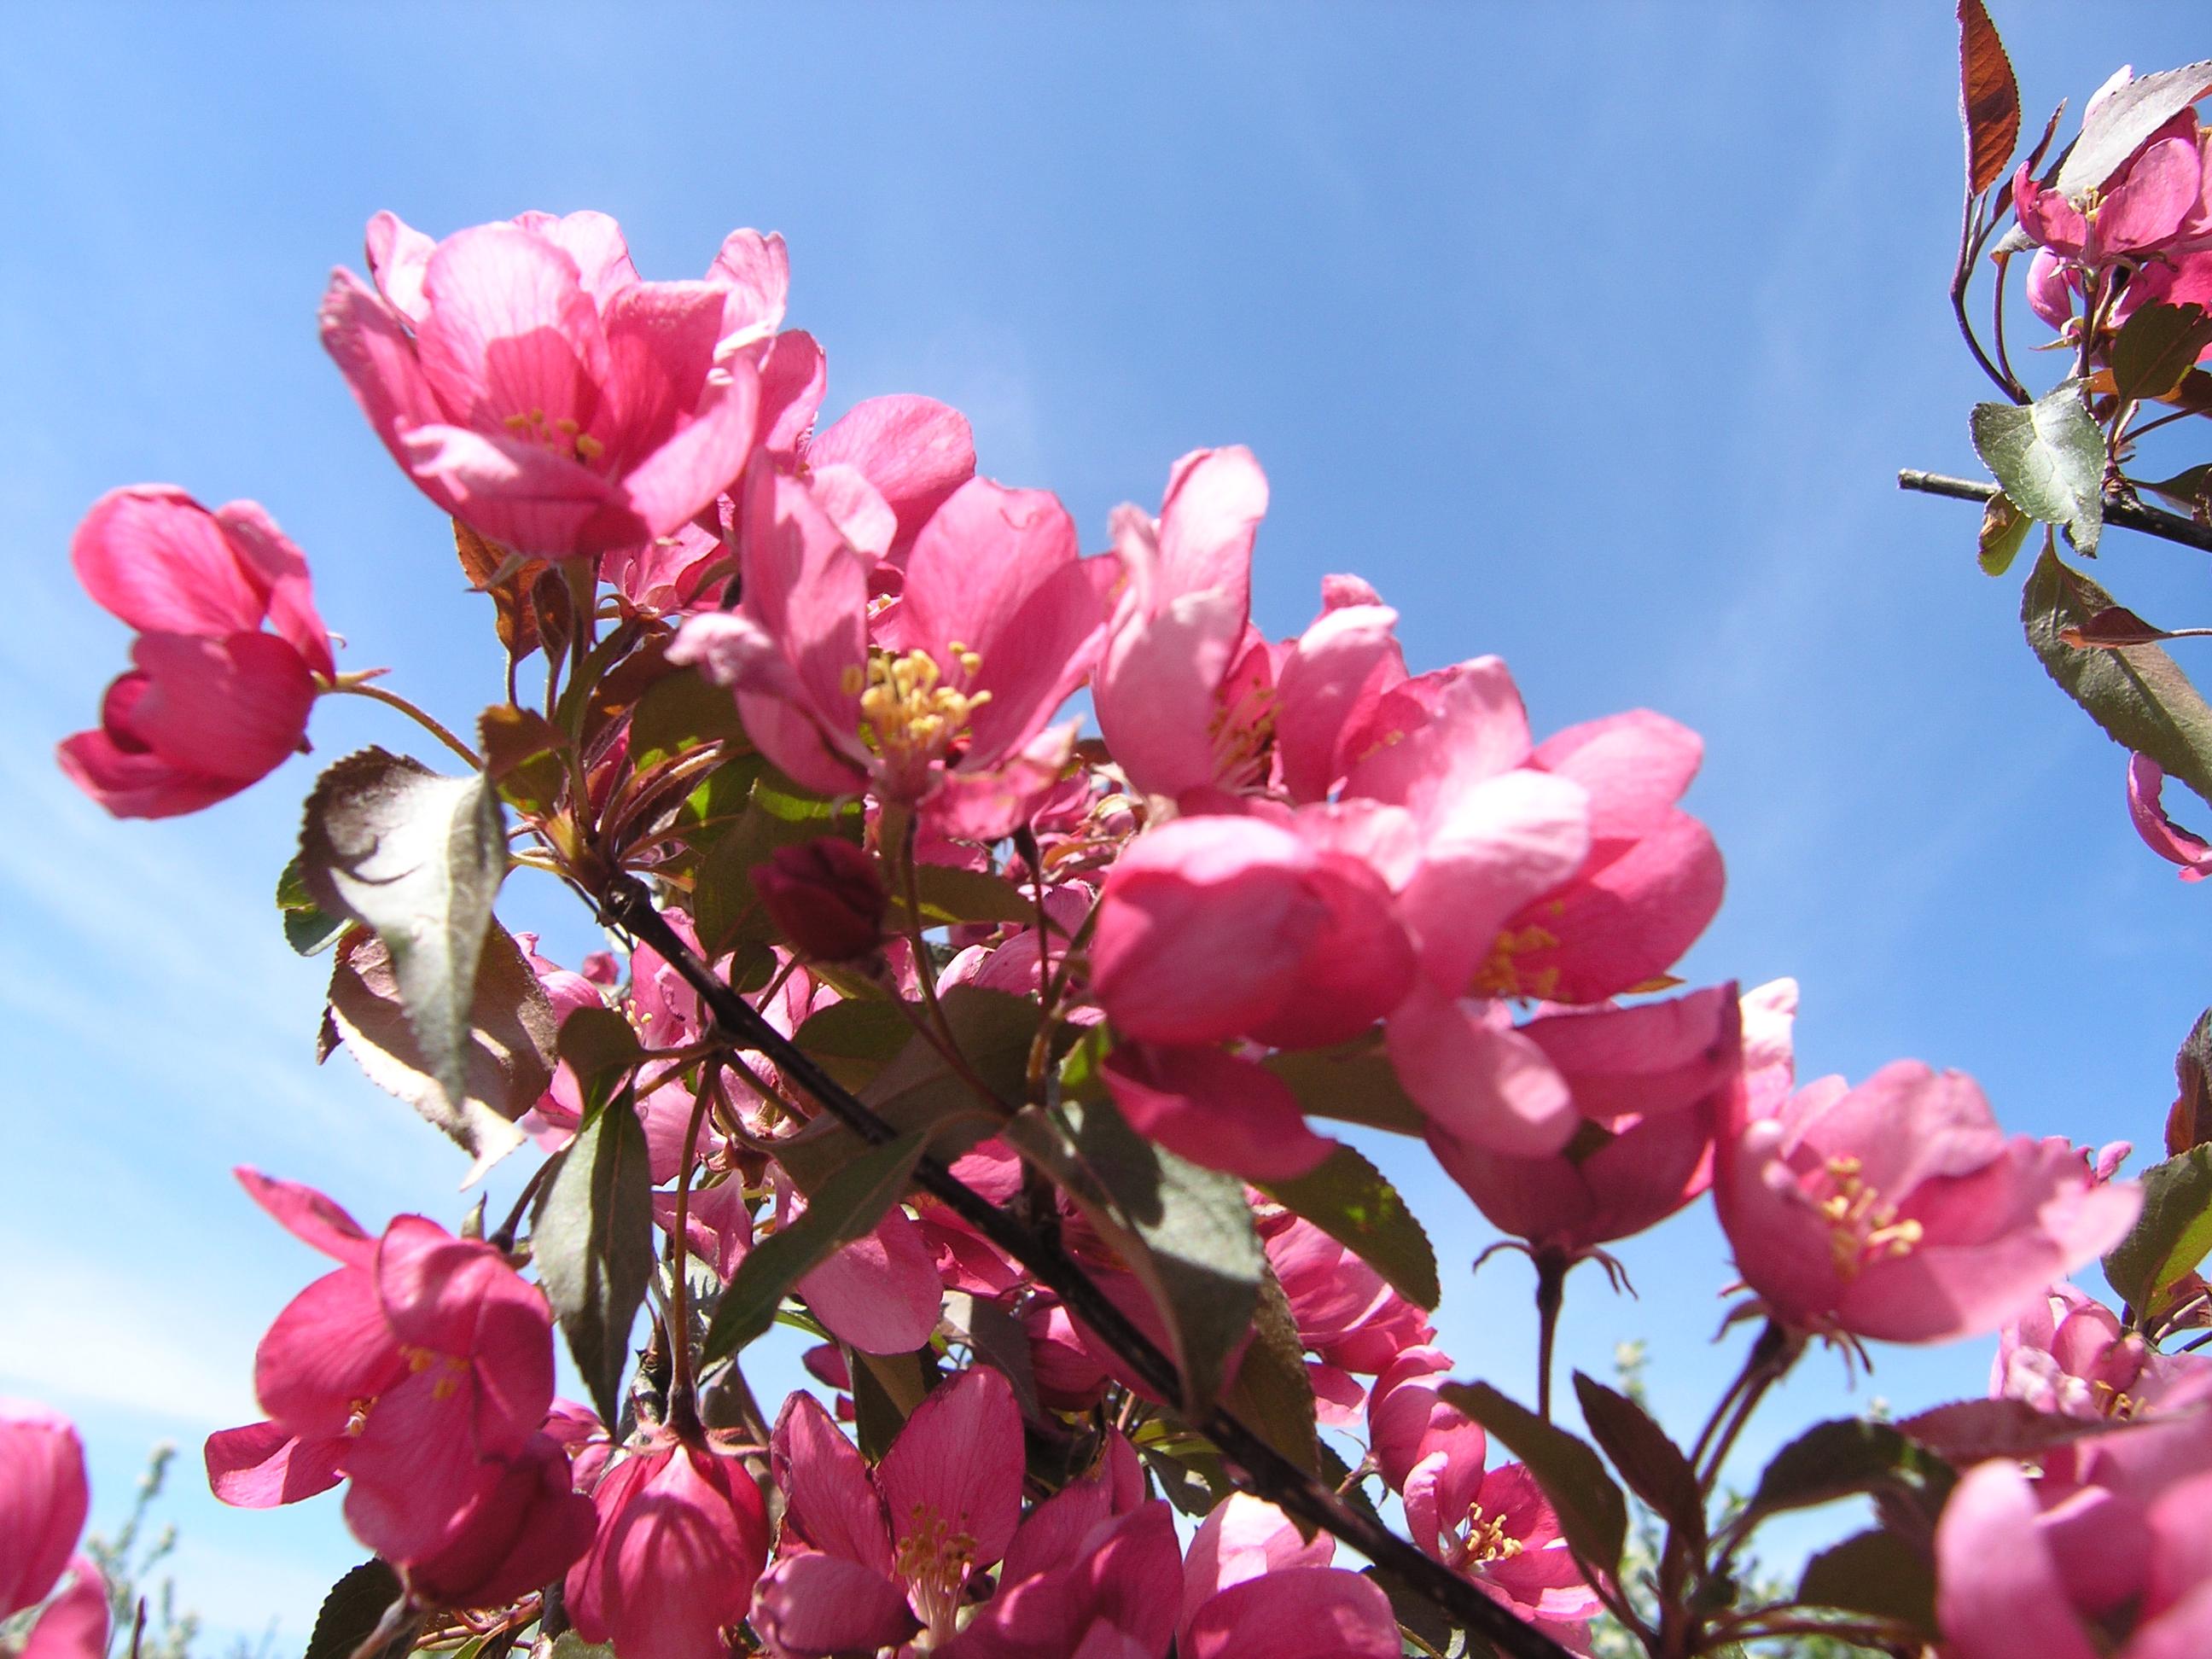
[20,11,2212,1656]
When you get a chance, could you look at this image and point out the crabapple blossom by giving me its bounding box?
[756,1367,1024,1654]
[204,1171,562,1573]
[1425,984,1743,1260]
[1177,1496,1405,1659]
[670,463,1113,837]
[323,210,764,558]
[57,487,333,818]
[1936,1405,2212,1659]
[564,1434,770,1659]
[1714,1061,2142,1344]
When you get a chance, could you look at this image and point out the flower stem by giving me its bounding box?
[664,1064,719,1442]
[1534,1248,1569,1423]
[329,678,483,769]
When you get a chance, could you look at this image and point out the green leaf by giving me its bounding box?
[2023,545,2212,812]
[1136,1433,1233,1517]
[626,666,748,771]
[276,857,348,956]
[533,1088,654,1429]
[299,748,509,1117]
[792,999,918,1091]
[2111,303,2212,403]
[2104,1144,2212,1317]
[1058,1022,1111,1104]
[1263,1041,1425,1136]
[477,705,569,816]
[893,863,1039,928]
[2057,60,2212,197]
[545,1636,617,1659]
[1741,1418,1953,1528]
[1976,492,2032,578]
[324,923,557,1183]
[1797,1528,1938,1636]
[701,1132,928,1363]
[691,773,862,955]
[1571,1371,1704,1548]
[1971,383,2104,556]
[850,1346,940,1461]
[1221,1267,1319,1475]
[1260,1144,1438,1311]
[1441,1382,1626,1575]
[556,1005,644,1109]
[302,1559,413,1659]
[1005,1097,1265,1419]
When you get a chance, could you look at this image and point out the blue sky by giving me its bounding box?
[6,2,2211,1639]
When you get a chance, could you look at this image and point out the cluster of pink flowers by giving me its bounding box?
[43,195,2200,1659]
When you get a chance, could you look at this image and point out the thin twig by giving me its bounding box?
[328,680,483,769]
[1898,469,2212,555]
[597,871,1575,1659]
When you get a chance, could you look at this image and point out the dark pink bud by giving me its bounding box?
[753,839,886,961]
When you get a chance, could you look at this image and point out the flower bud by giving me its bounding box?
[753,839,886,961]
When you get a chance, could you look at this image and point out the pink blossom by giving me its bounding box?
[940,1438,1174,1659]
[404,1431,597,1611]
[670,464,1112,838]
[755,1366,1025,1653]
[1475,712,1724,1004]
[322,211,763,558]
[1994,1284,2208,1420]
[1,1402,108,1659]
[1177,1496,1402,1659]
[203,1171,560,1569]
[58,487,332,818]
[1424,985,1743,1257]
[1714,1062,2142,1343]
[1100,1040,1338,1184]
[564,1434,769,1659]
[2014,80,2212,267]
[1092,447,1271,804]
[1365,1346,1489,1496]
[1087,812,1417,1052]
[1936,1406,2212,1659]
[1261,1214,1435,1423]
[1406,1456,1600,1652]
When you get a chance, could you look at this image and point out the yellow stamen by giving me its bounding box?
[1469,922,1563,1001]
[1817,1154,1924,1281]
[857,647,992,777]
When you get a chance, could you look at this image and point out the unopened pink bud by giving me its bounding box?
[753,839,886,961]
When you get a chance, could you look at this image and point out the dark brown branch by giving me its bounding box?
[1897,468,2212,555]
[599,872,1575,1659]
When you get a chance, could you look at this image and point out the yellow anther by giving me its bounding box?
[857,647,992,776]
[894,1503,979,1639]
[1469,924,1563,1001]
[1463,1504,1524,1564]
[1816,1155,1922,1281]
